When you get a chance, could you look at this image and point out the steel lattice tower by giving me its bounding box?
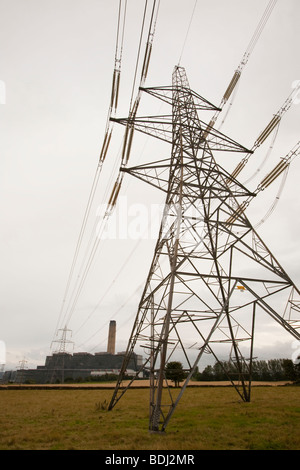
[108,66,300,432]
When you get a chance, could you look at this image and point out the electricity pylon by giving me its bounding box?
[108,66,300,432]
[51,326,74,354]
[17,358,28,384]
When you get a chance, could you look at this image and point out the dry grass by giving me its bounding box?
[0,386,299,450]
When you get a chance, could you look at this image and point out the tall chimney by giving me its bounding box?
[107,320,116,355]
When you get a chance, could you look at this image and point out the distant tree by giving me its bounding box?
[213,361,229,381]
[267,359,286,381]
[165,361,186,387]
[296,360,300,383]
[282,359,300,382]
[198,365,214,381]
[252,360,272,381]
[191,366,199,380]
[180,358,300,383]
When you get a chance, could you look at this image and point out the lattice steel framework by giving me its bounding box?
[108,66,300,432]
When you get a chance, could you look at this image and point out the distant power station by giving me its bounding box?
[2,321,143,384]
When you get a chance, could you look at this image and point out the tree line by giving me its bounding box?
[193,358,300,382]
[164,359,300,386]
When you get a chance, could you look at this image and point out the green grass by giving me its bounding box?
[0,386,299,450]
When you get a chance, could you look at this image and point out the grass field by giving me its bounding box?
[0,385,299,450]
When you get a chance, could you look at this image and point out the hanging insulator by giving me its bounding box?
[202,116,217,139]
[110,69,121,111]
[107,179,122,211]
[110,69,117,109]
[223,70,241,104]
[121,125,130,164]
[226,201,248,225]
[254,115,281,147]
[130,97,140,119]
[99,130,112,163]
[110,180,122,207]
[141,42,152,82]
[114,70,121,110]
[259,159,290,189]
[124,127,134,165]
[100,130,109,159]
[108,181,119,206]
[230,158,248,180]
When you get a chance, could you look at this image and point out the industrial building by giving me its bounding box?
[2,321,143,384]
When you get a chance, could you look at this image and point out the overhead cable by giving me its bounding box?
[204,0,278,137]
[226,140,300,226]
[59,0,160,331]
[229,81,300,183]
[177,0,198,66]
[53,1,128,337]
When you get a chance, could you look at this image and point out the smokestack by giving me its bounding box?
[107,320,116,355]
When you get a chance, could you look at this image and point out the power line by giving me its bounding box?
[178,0,198,66]
[53,1,128,341]
[204,0,278,136]
[56,0,160,333]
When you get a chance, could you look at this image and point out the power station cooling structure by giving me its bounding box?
[107,65,300,432]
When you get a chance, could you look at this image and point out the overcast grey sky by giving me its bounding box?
[1,0,300,370]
